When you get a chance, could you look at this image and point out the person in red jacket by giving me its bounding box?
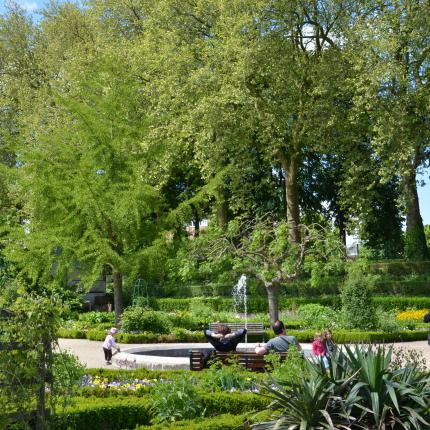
[312,332,329,370]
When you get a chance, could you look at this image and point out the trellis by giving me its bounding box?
[0,307,54,429]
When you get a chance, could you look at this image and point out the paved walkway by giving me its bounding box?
[58,338,430,369]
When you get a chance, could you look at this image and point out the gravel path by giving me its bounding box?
[58,338,430,369]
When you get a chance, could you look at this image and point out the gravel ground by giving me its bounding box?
[57,338,430,369]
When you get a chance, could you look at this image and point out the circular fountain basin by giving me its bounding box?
[112,343,256,370]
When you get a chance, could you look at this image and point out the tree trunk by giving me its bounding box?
[404,172,429,260]
[215,188,229,229]
[265,281,280,324]
[192,209,200,237]
[113,270,124,325]
[337,208,347,247]
[279,153,301,244]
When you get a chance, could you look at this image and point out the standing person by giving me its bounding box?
[103,327,120,365]
[324,329,336,355]
[312,332,329,370]
[255,320,302,355]
[204,324,247,352]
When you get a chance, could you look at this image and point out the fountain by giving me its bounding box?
[232,274,248,341]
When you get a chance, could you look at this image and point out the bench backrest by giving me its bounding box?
[189,350,288,372]
[209,322,265,333]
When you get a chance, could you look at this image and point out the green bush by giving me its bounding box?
[341,262,378,330]
[296,304,339,330]
[86,329,107,341]
[202,392,269,415]
[55,397,151,430]
[79,311,115,325]
[53,351,85,394]
[370,260,430,275]
[137,412,252,429]
[121,308,172,334]
[58,328,87,339]
[149,377,204,423]
[202,360,255,392]
[264,346,306,384]
[376,309,403,333]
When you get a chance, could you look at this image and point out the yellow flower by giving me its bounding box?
[396,309,428,322]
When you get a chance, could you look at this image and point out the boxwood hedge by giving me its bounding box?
[55,392,268,429]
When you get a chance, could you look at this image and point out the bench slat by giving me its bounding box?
[189,350,288,372]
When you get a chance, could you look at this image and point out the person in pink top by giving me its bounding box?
[312,332,329,370]
[103,327,120,365]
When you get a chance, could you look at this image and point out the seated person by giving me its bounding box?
[204,323,247,352]
[255,320,301,355]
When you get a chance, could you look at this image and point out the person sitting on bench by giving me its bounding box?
[254,320,302,355]
[204,323,247,352]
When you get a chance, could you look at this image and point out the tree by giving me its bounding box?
[3,59,164,323]
[186,216,345,323]
[347,0,430,259]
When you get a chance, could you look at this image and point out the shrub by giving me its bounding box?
[79,311,115,325]
[264,346,306,385]
[376,309,403,333]
[121,308,172,334]
[341,262,378,330]
[86,329,107,341]
[296,304,339,330]
[53,351,85,394]
[58,328,87,339]
[137,412,252,429]
[202,359,255,392]
[55,397,151,429]
[149,377,204,423]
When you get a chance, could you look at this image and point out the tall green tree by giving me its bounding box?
[4,59,163,323]
[348,0,430,259]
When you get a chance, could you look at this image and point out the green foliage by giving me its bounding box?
[341,261,378,330]
[137,412,253,430]
[149,377,204,423]
[376,309,403,333]
[55,397,151,430]
[53,350,85,394]
[202,360,255,392]
[121,308,172,334]
[263,346,306,385]
[78,312,115,325]
[259,345,430,429]
[296,304,339,330]
[0,294,62,429]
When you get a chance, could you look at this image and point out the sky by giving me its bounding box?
[1,0,429,226]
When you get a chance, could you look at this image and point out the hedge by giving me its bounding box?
[59,326,427,344]
[151,296,430,313]
[370,260,430,276]
[288,329,428,343]
[137,412,258,429]
[55,392,267,429]
[55,397,151,430]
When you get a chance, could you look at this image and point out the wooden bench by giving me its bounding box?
[208,322,265,341]
[189,350,288,372]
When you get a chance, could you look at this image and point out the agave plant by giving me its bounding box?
[253,374,337,430]
[340,345,430,429]
[253,344,430,430]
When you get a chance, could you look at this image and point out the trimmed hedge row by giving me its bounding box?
[370,260,430,275]
[137,413,254,429]
[55,397,151,430]
[286,329,428,343]
[151,296,430,313]
[56,392,268,430]
[59,326,427,344]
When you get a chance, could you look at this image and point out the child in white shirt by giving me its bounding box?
[103,327,120,365]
